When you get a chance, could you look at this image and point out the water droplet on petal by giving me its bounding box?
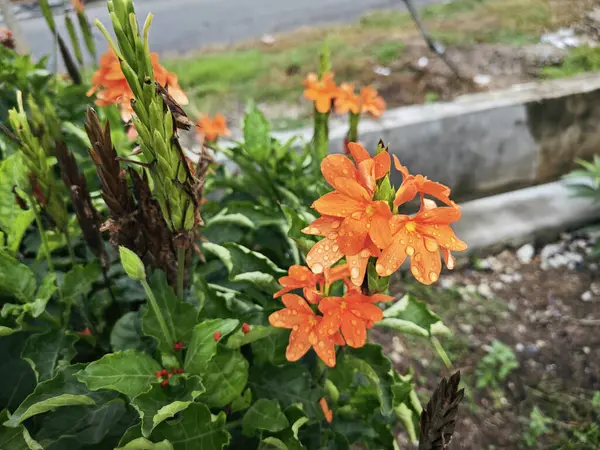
[351,267,360,279]
[313,263,324,273]
[317,248,323,254]
[291,310,298,315]
[318,341,325,348]
[328,232,338,240]
[406,246,415,256]
[376,263,384,274]
[360,249,370,258]
[400,239,405,244]
[385,269,393,276]
[412,266,421,277]
[346,339,354,346]
[332,244,339,251]
[351,320,357,326]
[351,211,362,220]
[429,271,439,282]
[425,238,438,252]
[329,358,335,366]
[332,222,341,229]
[310,227,319,234]
[324,245,330,251]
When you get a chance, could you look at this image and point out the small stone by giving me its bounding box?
[508,300,518,312]
[421,359,430,368]
[477,283,493,298]
[516,244,535,264]
[417,56,429,68]
[491,281,505,291]
[261,34,276,45]
[473,74,491,86]
[515,343,524,352]
[392,336,405,353]
[581,290,593,302]
[512,272,523,282]
[459,324,473,334]
[440,277,455,289]
[390,351,403,364]
[583,346,591,355]
[591,282,600,295]
[374,66,391,76]
[517,324,527,334]
[535,340,546,348]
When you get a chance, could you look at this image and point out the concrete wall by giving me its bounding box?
[274,73,600,201]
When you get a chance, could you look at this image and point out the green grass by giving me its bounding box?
[373,40,406,64]
[541,46,600,79]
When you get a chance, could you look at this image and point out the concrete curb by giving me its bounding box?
[453,178,600,256]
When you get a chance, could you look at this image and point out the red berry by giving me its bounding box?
[160,379,169,388]
[213,331,221,341]
[160,369,168,377]
[176,368,185,374]
[242,323,251,334]
[155,371,163,379]
[167,372,172,379]
[173,341,184,351]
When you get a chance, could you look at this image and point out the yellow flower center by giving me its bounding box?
[340,301,347,310]
[308,317,317,326]
[365,205,375,216]
[405,222,417,232]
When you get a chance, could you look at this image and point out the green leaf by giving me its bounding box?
[243,105,271,163]
[184,319,238,376]
[0,334,36,412]
[4,364,96,427]
[225,325,280,349]
[0,410,42,450]
[230,388,252,413]
[243,399,289,436]
[62,263,101,305]
[26,273,57,318]
[38,0,57,31]
[197,347,249,408]
[374,174,394,207]
[131,375,205,438]
[76,350,161,398]
[21,329,79,382]
[250,329,289,366]
[116,438,174,450]
[0,250,36,302]
[205,211,256,230]
[111,311,147,352]
[395,403,418,444]
[151,403,231,450]
[366,260,389,295]
[249,364,322,419]
[143,271,198,353]
[120,246,146,281]
[378,294,442,337]
[259,437,288,450]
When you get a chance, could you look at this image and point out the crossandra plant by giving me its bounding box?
[0,0,467,449]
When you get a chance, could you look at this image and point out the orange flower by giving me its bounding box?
[334,83,361,115]
[393,155,453,207]
[196,113,231,142]
[318,292,392,347]
[72,0,84,13]
[87,50,188,121]
[360,86,386,118]
[303,147,392,285]
[320,397,333,423]
[303,72,338,114]
[375,201,467,283]
[268,294,344,367]
[274,264,350,305]
[0,29,14,50]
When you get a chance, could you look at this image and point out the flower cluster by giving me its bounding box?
[87,49,188,121]
[0,28,14,50]
[196,113,231,143]
[269,141,467,367]
[302,71,386,118]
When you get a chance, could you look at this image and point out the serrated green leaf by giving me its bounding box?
[27,273,57,318]
[230,388,252,413]
[21,329,79,382]
[0,410,42,450]
[111,311,147,352]
[62,263,101,306]
[259,437,288,450]
[249,364,322,419]
[225,325,280,349]
[395,403,418,444]
[205,211,256,230]
[132,375,205,438]
[151,403,231,450]
[243,399,289,436]
[184,319,238,376]
[0,250,36,302]
[203,242,285,278]
[250,328,289,365]
[0,334,36,412]
[76,350,161,398]
[116,438,174,450]
[5,364,96,427]
[143,271,198,353]
[197,347,249,408]
[379,294,441,337]
[243,105,271,163]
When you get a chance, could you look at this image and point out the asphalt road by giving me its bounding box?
[13,0,449,63]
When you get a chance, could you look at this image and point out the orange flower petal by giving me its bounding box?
[347,142,370,165]
[373,151,391,179]
[325,263,350,284]
[357,159,377,193]
[321,154,358,188]
[337,218,369,256]
[349,302,384,323]
[313,335,338,368]
[392,155,410,180]
[347,250,370,287]
[302,216,343,236]
[409,237,442,285]
[269,309,305,328]
[440,248,456,270]
[376,231,409,276]
[306,237,343,273]
[341,312,367,348]
[394,182,419,207]
[286,327,311,362]
[333,177,371,201]
[312,192,365,218]
[281,293,314,314]
[420,224,467,252]
[418,206,461,224]
[320,397,334,423]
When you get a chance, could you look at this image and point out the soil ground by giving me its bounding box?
[374,232,600,449]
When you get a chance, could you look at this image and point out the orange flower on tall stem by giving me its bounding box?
[87,50,188,121]
[319,292,392,347]
[393,155,453,207]
[360,86,386,118]
[274,264,349,304]
[196,113,231,143]
[268,294,345,367]
[72,0,85,13]
[303,72,338,113]
[375,200,467,283]
[0,29,14,50]
[334,83,361,115]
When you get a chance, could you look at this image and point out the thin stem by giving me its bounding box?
[225,419,243,430]
[40,310,61,328]
[430,336,452,369]
[177,246,185,300]
[141,278,175,349]
[64,227,76,266]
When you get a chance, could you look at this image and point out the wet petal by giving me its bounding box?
[349,302,384,322]
[302,216,343,236]
[357,159,377,193]
[347,250,370,287]
[409,237,442,285]
[341,312,367,348]
[313,334,338,368]
[334,177,371,201]
[321,154,358,188]
[347,142,371,165]
[369,212,393,250]
[281,293,314,315]
[392,155,410,180]
[306,237,344,274]
[373,151,391,179]
[420,224,467,252]
[394,181,418,207]
[286,328,311,362]
[312,192,365,218]
[376,231,409,277]
[337,218,369,255]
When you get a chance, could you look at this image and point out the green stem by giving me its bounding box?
[225,419,243,430]
[430,336,452,369]
[64,227,76,266]
[40,310,61,328]
[348,112,359,143]
[141,279,175,349]
[177,246,185,300]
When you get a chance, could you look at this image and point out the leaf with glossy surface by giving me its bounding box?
[379,294,442,337]
[0,410,42,450]
[62,263,101,306]
[243,105,271,163]
[76,350,161,398]
[243,399,289,436]
[131,375,205,438]
[111,311,147,352]
[197,348,248,408]
[0,334,36,412]
[21,329,79,382]
[143,271,198,353]
[151,403,230,450]
[26,273,57,318]
[250,329,289,366]
[225,325,279,349]
[0,250,36,302]
[4,364,96,427]
[184,319,238,376]
[116,438,174,450]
